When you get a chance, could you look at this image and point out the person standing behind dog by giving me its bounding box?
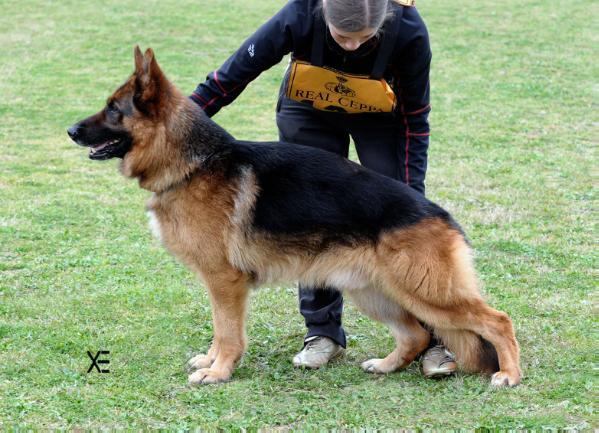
[190,0,457,378]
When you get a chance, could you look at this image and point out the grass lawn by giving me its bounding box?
[0,0,596,429]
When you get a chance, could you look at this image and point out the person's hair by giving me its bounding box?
[321,0,391,33]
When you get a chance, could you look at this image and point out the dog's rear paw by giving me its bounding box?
[188,368,231,385]
[187,353,214,372]
[491,370,521,387]
[361,358,396,374]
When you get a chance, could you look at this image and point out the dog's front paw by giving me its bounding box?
[361,358,395,374]
[491,369,521,387]
[188,368,231,385]
[187,353,214,372]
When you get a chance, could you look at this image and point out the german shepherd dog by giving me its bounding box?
[67,47,521,387]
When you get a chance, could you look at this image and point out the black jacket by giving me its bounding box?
[191,0,431,138]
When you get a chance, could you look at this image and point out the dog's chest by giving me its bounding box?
[144,191,230,267]
[146,209,163,242]
[144,206,194,261]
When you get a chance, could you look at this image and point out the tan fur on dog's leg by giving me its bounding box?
[349,290,430,374]
[188,269,250,385]
[377,219,521,386]
[414,299,521,387]
[469,304,521,387]
[361,315,430,374]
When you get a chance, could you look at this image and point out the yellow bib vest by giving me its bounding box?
[286,61,396,113]
[285,4,405,114]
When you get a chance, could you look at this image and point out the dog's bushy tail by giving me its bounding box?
[435,329,499,374]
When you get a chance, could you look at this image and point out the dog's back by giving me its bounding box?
[224,139,462,244]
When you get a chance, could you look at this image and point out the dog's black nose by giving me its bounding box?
[67,124,79,139]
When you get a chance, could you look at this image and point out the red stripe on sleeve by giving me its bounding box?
[201,96,220,110]
[405,104,431,116]
[191,92,208,104]
[213,70,227,94]
[400,101,410,186]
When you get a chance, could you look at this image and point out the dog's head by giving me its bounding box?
[67,46,171,161]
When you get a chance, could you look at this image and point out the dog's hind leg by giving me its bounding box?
[347,289,430,374]
[407,297,521,386]
[378,222,521,386]
[188,268,250,385]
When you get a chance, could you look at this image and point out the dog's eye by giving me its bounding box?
[106,103,121,120]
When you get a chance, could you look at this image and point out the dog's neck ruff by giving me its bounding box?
[135,104,234,195]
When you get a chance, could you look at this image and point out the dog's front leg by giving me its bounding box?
[188,269,250,385]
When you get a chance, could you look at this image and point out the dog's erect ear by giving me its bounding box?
[133,45,160,80]
[134,45,144,76]
[132,46,166,112]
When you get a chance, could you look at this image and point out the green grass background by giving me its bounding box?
[0,0,597,429]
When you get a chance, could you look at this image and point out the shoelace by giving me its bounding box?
[439,354,455,365]
[304,338,324,351]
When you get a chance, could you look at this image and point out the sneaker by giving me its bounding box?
[421,345,457,378]
[292,336,344,369]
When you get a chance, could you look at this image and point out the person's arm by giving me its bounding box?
[393,7,432,193]
[190,0,312,117]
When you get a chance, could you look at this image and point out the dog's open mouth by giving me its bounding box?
[90,139,119,155]
[88,137,131,160]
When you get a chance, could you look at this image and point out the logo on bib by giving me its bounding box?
[325,76,356,97]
